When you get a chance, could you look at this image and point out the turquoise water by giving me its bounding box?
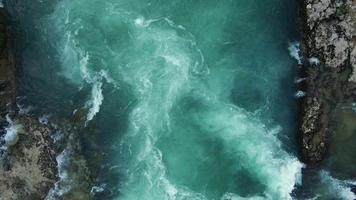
[5,0,310,199]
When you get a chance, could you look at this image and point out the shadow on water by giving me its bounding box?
[4,0,132,198]
[294,105,356,200]
[329,107,356,178]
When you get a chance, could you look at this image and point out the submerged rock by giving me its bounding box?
[299,0,356,164]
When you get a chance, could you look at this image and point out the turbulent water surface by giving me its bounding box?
[4,0,315,199]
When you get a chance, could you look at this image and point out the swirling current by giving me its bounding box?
[4,0,313,199]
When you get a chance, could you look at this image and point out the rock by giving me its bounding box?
[0,8,93,199]
[0,115,58,200]
[71,107,89,127]
[0,7,63,199]
[0,113,95,200]
[45,117,94,200]
[299,0,356,164]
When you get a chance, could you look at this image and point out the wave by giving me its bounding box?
[319,170,356,200]
[191,105,303,199]
[56,30,116,124]
[45,126,92,200]
[295,90,306,98]
[308,57,320,65]
[288,42,302,65]
[45,150,72,200]
[3,115,23,148]
[85,81,103,122]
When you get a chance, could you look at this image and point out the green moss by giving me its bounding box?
[312,134,322,145]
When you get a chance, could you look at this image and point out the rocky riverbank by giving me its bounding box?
[0,113,94,200]
[0,8,58,199]
[0,8,93,200]
[298,0,356,164]
[0,115,58,199]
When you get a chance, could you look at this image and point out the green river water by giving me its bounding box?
[3,0,356,199]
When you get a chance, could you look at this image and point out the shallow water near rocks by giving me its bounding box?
[4,0,355,199]
[295,104,356,200]
[330,107,356,178]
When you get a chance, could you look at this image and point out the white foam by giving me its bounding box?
[47,4,304,198]
[134,16,145,26]
[320,170,356,200]
[116,16,304,200]
[162,55,182,66]
[78,52,91,83]
[288,42,302,65]
[39,114,51,125]
[99,70,120,89]
[45,150,71,200]
[295,90,306,98]
[50,129,64,144]
[352,102,356,112]
[77,53,105,123]
[58,35,116,124]
[78,53,121,123]
[194,106,304,200]
[17,103,32,115]
[221,193,265,200]
[90,184,106,195]
[86,81,103,122]
[163,180,178,199]
[4,115,23,147]
[308,57,320,65]
[305,196,320,200]
[134,16,159,28]
[295,77,306,83]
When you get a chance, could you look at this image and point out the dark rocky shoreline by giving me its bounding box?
[0,115,58,199]
[0,8,60,198]
[298,0,356,165]
[0,8,93,199]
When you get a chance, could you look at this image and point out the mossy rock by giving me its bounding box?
[312,134,322,146]
[71,107,89,124]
